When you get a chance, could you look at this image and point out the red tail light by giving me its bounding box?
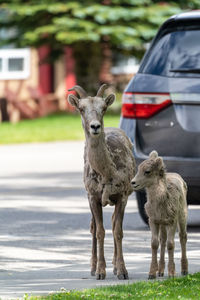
[122,92,172,118]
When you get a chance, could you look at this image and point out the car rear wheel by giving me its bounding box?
[136,191,149,225]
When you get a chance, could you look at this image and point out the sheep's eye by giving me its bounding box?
[144,170,151,175]
[79,107,85,113]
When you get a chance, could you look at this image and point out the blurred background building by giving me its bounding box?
[0,0,198,122]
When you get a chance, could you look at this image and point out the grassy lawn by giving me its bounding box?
[0,113,120,144]
[25,273,200,300]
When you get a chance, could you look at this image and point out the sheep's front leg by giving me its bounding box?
[89,195,106,280]
[158,225,167,277]
[149,220,159,279]
[90,214,97,276]
[178,215,188,276]
[113,199,128,280]
[167,224,177,277]
[112,210,117,275]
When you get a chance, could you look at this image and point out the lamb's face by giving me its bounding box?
[131,151,165,190]
[131,160,157,190]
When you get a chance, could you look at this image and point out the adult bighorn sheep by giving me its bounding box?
[68,85,135,280]
[131,151,188,279]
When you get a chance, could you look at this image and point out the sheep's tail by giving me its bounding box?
[183,180,187,192]
[182,180,188,204]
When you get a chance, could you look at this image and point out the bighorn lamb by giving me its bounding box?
[131,151,188,279]
[68,85,135,280]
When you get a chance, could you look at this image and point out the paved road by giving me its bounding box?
[0,141,200,299]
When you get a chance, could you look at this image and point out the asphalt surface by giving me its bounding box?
[0,141,200,299]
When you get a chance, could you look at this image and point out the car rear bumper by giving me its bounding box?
[136,156,200,184]
[135,156,200,205]
[136,154,200,205]
[120,117,200,204]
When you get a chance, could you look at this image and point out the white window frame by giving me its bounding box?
[0,48,30,80]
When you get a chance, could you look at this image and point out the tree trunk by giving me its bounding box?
[99,41,113,85]
[74,42,102,93]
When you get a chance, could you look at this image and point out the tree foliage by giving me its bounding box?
[0,1,191,52]
[0,0,199,89]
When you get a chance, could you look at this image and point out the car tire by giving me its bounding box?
[136,191,149,225]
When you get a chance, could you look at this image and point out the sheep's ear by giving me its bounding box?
[155,157,165,177]
[68,94,79,108]
[105,94,115,107]
[155,157,163,168]
[149,150,158,160]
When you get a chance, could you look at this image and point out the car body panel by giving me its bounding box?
[120,11,200,205]
[126,74,200,94]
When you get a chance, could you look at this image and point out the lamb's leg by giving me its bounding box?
[167,224,177,277]
[89,195,106,280]
[90,214,97,276]
[178,215,188,276]
[112,211,117,275]
[149,220,159,279]
[158,225,167,277]
[113,199,128,280]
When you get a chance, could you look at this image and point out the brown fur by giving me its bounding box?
[132,151,188,279]
[68,85,136,280]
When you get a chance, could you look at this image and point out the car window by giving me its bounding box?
[141,29,200,78]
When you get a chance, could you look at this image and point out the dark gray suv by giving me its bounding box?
[120,11,200,224]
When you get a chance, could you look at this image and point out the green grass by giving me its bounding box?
[0,113,120,144]
[25,273,200,300]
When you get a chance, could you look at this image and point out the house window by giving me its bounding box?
[8,58,24,71]
[0,48,30,80]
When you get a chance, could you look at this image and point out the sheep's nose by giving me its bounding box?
[90,120,101,133]
[131,180,136,185]
[90,124,101,131]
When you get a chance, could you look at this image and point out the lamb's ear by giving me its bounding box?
[105,94,115,107]
[155,157,165,177]
[149,150,158,160]
[155,157,163,168]
[68,94,79,108]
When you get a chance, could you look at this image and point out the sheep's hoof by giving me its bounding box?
[148,274,156,280]
[96,273,106,280]
[158,272,164,277]
[181,271,188,276]
[117,273,129,280]
[91,270,96,276]
[113,267,117,275]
